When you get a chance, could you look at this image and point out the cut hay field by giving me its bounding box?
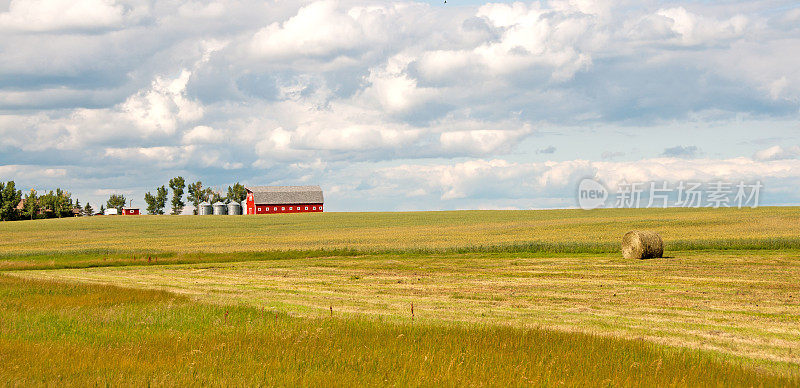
[2,207,800,385]
[2,276,792,386]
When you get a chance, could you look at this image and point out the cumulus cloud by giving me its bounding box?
[753,145,800,161]
[0,0,128,33]
[360,156,800,208]
[182,125,224,144]
[655,7,747,47]
[1,0,799,210]
[122,70,204,135]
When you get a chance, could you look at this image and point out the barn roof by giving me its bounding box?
[246,185,324,205]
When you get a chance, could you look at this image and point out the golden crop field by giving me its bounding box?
[2,207,800,385]
[2,206,800,269]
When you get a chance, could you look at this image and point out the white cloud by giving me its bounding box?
[414,1,599,81]
[122,70,204,135]
[248,0,397,60]
[0,0,127,32]
[368,156,800,205]
[1,0,800,211]
[440,125,533,156]
[0,164,67,180]
[631,7,748,47]
[359,54,437,114]
[753,145,800,161]
[103,146,195,167]
[182,125,224,144]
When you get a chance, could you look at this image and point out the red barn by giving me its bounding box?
[121,208,140,215]
[245,186,324,215]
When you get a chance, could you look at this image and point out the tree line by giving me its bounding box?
[0,180,94,221]
[142,178,247,215]
[0,178,249,221]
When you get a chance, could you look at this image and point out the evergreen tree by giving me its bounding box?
[84,202,93,217]
[100,204,106,214]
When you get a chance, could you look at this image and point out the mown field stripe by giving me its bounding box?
[1,275,796,386]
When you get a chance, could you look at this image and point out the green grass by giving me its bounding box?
[1,275,795,386]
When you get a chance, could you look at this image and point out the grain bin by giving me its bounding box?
[212,202,227,215]
[227,201,242,215]
[198,202,212,215]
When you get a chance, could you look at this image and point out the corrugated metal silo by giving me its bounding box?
[198,202,212,215]
[212,202,227,215]
[227,201,242,215]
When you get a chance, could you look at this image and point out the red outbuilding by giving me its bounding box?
[245,185,324,215]
[121,208,140,215]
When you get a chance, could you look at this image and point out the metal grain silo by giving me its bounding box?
[212,202,227,215]
[227,201,242,215]
[198,202,212,215]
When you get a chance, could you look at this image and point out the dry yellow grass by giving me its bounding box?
[4,276,794,386]
[12,249,800,374]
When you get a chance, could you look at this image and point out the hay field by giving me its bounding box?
[2,206,800,270]
[15,251,800,370]
[3,276,792,386]
[2,207,800,385]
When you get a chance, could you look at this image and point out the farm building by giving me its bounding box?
[121,208,140,215]
[245,185,324,215]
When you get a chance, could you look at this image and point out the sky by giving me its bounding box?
[0,0,799,212]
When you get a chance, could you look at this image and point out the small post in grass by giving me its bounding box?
[330,305,333,317]
[411,302,414,320]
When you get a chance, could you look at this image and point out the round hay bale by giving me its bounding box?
[622,230,663,260]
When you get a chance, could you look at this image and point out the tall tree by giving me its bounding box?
[23,189,40,220]
[144,192,158,215]
[0,181,23,221]
[83,202,93,217]
[52,188,72,218]
[99,204,106,214]
[39,190,54,217]
[74,199,81,216]
[227,182,247,204]
[155,185,168,215]
[107,194,126,213]
[169,176,185,215]
[187,181,205,215]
